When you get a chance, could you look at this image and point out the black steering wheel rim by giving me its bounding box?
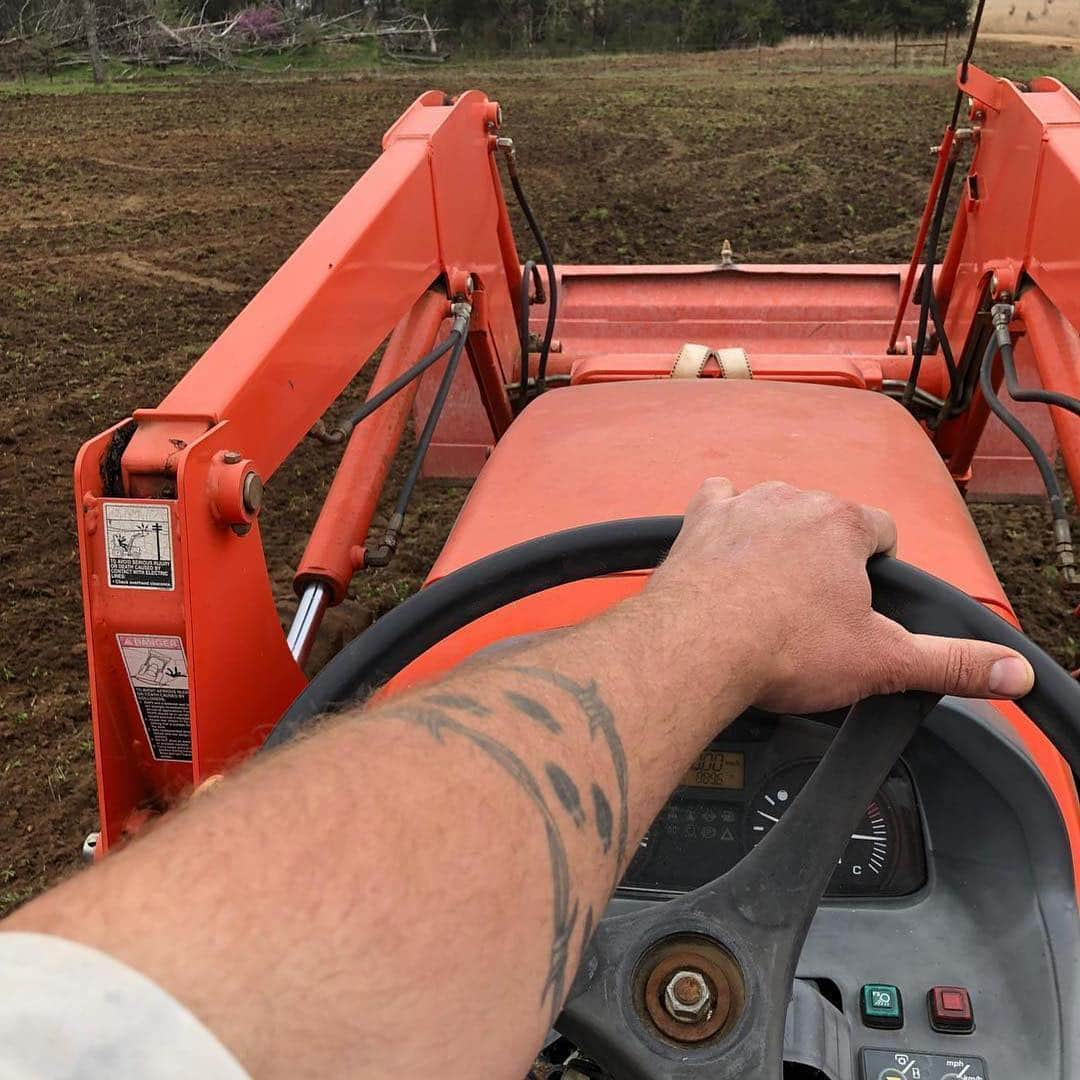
[267,516,1080,772]
[264,517,1080,1079]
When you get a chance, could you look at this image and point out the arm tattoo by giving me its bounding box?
[508,666,630,884]
[591,783,613,854]
[545,762,585,827]
[384,696,579,1025]
[426,692,490,717]
[372,668,626,1026]
[505,690,562,734]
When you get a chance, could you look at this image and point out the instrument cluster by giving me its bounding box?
[618,711,926,900]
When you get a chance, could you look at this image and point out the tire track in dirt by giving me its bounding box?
[111,253,243,294]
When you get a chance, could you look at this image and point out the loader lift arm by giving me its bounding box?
[75,91,528,850]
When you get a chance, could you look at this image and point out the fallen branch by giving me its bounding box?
[4,10,453,74]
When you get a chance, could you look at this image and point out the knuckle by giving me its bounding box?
[835,500,872,536]
[699,476,734,499]
[753,480,798,501]
[866,625,916,695]
[874,651,911,695]
[941,643,974,694]
[804,488,842,515]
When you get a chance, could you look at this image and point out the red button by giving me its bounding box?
[928,986,974,1033]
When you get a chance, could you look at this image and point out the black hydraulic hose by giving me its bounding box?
[264,520,1080,777]
[393,328,466,520]
[1000,335,1080,417]
[928,286,960,427]
[901,0,985,418]
[903,155,958,408]
[342,329,462,433]
[518,258,542,404]
[364,308,471,566]
[979,333,1077,581]
[928,286,957,394]
[502,141,558,393]
[980,336,1064,516]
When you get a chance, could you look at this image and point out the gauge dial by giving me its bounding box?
[745,760,898,893]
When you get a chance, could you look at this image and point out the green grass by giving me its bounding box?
[5,33,1079,96]
[0,38,380,95]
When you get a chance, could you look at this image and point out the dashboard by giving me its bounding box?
[546,699,1080,1079]
[618,712,926,900]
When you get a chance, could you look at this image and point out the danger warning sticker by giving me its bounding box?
[117,633,192,762]
[103,502,174,590]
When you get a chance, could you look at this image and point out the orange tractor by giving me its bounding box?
[73,34,1080,1080]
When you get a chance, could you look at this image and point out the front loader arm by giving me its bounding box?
[75,91,524,851]
[906,66,1080,492]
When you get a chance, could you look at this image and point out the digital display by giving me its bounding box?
[682,750,744,790]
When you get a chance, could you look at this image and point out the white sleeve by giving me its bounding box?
[0,932,249,1079]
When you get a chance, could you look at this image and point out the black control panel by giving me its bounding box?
[861,1048,988,1079]
[617,712,926,899]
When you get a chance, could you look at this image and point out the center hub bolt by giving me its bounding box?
[663,970,713,1023]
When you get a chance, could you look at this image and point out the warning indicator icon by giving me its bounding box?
[117,634,191,762]
[103,502,174,590]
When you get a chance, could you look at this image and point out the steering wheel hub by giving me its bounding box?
[639,935,745,1044]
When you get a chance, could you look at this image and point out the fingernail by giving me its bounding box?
[989,656,1034,698]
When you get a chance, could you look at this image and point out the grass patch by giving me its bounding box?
[0,39,381,95]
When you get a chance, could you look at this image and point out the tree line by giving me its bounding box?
[2,0,970,68]
[398,0,970,52]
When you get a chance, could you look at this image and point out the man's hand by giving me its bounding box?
[645,478,1035,713]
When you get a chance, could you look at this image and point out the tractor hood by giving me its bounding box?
[429,378,1013,622]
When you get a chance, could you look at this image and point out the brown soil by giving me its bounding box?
[2,41,1078,915]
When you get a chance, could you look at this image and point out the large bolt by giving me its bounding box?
[663,970,712,1024]
[222,450,242,465]
[242,470,263,515]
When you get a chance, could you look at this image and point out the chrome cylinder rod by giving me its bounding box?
[287,582,331,666]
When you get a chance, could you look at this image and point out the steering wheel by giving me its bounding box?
[265,517,1080,1080]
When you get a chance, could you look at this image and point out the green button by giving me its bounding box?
[861,983,903,1029]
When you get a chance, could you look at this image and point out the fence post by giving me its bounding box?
[757,30,762,72]
[894,27,899,68]
[943,26,949,65]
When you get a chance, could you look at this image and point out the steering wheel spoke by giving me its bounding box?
[718,693,936,928]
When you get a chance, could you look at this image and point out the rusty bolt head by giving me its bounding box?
[242,471,263,515]
[663,970,712,1024]
[222,450,242,465]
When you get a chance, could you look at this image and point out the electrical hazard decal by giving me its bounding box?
[103,502,174,590]
[117,634,192,762]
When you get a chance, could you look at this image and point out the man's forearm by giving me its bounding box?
[5,590,758,1078]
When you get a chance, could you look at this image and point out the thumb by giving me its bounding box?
[902,633,1035,699]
